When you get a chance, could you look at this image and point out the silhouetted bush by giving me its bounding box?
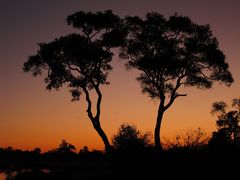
[163,128,209,151]
[112,123,152,152]
[43,140,77,162]
[79,146,89,154]
[208,128,233,149]
[78,146,105,161]
[209,98,240,149]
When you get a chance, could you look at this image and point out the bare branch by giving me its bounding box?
[82,87,94,120]
[175,94,187,97]
[164,76,185,110]
[94,85,102,120]
[90,30,102,39]
[67,63,81,74]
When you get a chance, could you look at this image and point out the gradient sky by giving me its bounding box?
[0,0,240,152]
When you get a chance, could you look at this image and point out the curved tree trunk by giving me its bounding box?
[154,103,165,151]
[83,86,111,153]
[92,119,111,152]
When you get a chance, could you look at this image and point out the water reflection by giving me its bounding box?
[0,169,50,180]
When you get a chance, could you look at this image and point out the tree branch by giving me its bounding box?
[90,30,102,39]
[175,94,187,97]
[198,70,214,81]
[164,76,185,110]
[94,84,102,120]
[82,87,94,120]
[67,63,81,74]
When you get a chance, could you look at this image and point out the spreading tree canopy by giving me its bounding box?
[120,12,233,150]
[23,10,125,152]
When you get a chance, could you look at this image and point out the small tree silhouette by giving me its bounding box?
[57,139,76,153]
[79,146,89,154]
[112,123,151,152]
[210,98,240,146]
[120,13,233,150]
[23,10,124,152]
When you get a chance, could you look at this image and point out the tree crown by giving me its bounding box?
[120,13,233,100]
[23,10,123,101]
[211,99,240,130]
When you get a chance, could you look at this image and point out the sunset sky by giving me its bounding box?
[0,0,240,152]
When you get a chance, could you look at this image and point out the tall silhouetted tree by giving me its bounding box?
[23,10,124,152]
[210,98,240,146]
[120,13,233,150]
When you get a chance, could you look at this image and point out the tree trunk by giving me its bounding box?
[83,87,111,153]
[154,104,165,151]
[92,118,111,153]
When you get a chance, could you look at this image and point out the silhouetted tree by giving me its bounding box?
[23,10,124,152]
[79,146,89,154]
[112,123,151,152]
[120,13,233,150]
[210,98,240,146]
[57,139,76,153]
[32,148,41,154]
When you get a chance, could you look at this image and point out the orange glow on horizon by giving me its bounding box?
[2,59,238,152]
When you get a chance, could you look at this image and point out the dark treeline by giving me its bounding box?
[0,141,105,180]
[1,120,240,180]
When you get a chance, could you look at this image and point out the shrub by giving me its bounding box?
[163,128,209,150]
[112,123,152,152]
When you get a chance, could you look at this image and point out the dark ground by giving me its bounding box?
[0,147,239,180]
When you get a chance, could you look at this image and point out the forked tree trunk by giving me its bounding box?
[83,87,111,153]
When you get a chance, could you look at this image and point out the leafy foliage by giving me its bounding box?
[56,139,76,153]
[112,123,152,151]
[120,13,233,100]
[23,10,122,100]
[210,98,240,146]
[23,10,124,152]
[120,12,233,149]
